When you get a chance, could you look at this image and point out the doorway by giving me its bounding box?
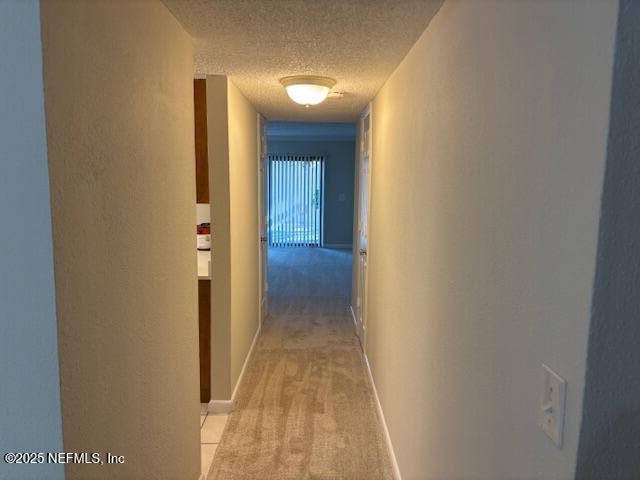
[268,154,324,247]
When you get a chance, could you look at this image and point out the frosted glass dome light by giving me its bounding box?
[280,76,336,106]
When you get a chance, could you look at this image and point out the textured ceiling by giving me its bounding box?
[163,0,443,122]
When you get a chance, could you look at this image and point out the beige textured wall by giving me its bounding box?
[207,76,259,399]
[227,80,259,389]
[40,1,200,478]
[364,1,618,478]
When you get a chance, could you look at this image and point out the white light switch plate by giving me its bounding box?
[540,364,566,447]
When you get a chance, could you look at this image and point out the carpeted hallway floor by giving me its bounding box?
[207,247,393,480]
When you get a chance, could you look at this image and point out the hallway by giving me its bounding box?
[4,2,637,479]
[207,248,392,479]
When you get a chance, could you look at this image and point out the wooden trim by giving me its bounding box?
[198,279,211,402]
[194,79,209,203]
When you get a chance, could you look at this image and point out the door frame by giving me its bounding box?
[354,103,372,350]
[257,113,268,326]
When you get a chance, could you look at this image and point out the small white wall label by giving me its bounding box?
[540,364,567,448]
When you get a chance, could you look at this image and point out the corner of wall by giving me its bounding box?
[207,75,261,404]
[207,74,233,400]
[39,0,200,477]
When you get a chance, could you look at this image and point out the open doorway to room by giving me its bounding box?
[266,122,356,249]
[264,120,357,321]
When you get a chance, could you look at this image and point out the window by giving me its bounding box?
[268,154,323,247]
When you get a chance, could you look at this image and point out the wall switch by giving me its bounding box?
[540,364,567,448]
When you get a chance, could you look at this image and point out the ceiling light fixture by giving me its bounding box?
[280,76,336,107]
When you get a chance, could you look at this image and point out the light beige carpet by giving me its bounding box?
[207,247,393,480]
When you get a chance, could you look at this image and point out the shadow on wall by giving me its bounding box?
[575,1,640,479]
[577,406,640,479]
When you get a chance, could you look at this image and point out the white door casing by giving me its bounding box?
[355,105,372,349]
[258,113,269,324]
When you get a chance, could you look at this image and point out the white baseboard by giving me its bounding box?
[363,354,402,480]
[208,324,261,415]
[231,324,261,401]
[349,304,357,331]
[323,243,353,249]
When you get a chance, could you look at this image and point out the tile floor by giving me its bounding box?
[200,404,228,478]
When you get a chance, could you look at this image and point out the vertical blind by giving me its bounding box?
[268,154,323,247]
